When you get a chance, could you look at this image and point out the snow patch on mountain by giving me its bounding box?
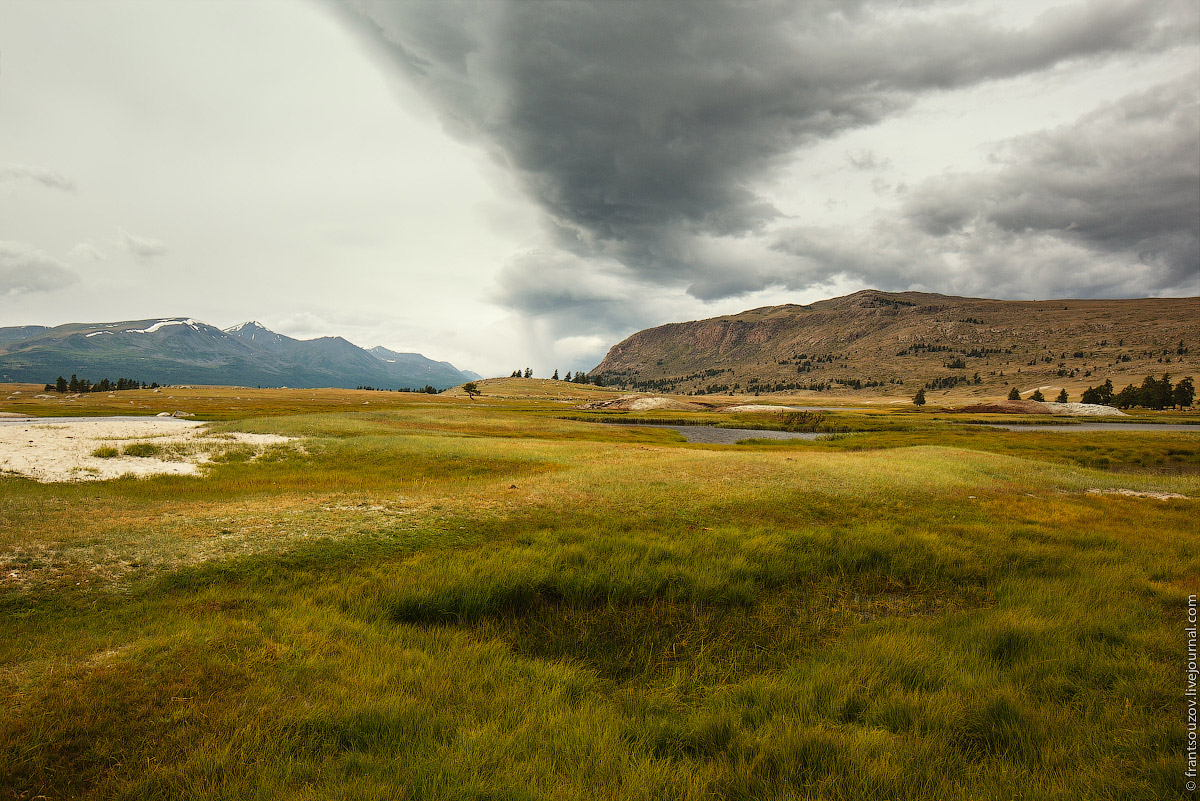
[125,318,202,334]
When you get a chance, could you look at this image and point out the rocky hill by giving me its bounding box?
[591,290,1199,397]
[0,318,477,390]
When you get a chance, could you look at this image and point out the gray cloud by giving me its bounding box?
[67,241,108,262]
[0,241,79,296]
[340,0,1195,312]
[776,74,1200,298]
[493,249,665,337]
[113,227,167,260]
[903,75,1199,291]
[0,163,76,192]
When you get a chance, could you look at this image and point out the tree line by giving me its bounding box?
[1080,374,1193,410]
[44,375,157,393]
[507,368,605,386]
[356,385,441,394]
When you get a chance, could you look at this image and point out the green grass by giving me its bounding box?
[1,398,1196,799]
[121,442,163,458]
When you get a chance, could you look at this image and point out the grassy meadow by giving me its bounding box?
[1,380,1197,799]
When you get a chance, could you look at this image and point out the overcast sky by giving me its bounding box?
[2,0,1196,377]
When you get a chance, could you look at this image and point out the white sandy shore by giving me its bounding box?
[0,417,290,482]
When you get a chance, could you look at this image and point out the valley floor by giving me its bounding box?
[1,382,1197,799]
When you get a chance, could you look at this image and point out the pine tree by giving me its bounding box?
[552,369,559,380]
[1173,377,1195,408]
[523,367,532,379]
[1055,388,1068,403]
[1029,389,1045,402]
[1081,379,1115,405]
[1145,373,1174,409]
[55,376,68,393]
[1007,386,1021,401]
[1114,383,1141,409]
[564,371,572,382]
[912,388,926,406]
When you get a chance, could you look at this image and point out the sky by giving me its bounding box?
[1,0,1197,378]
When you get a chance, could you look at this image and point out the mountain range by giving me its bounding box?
[591,290,1199,397]
[0,318,480,390]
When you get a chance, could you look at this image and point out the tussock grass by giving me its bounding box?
[121,441,162,458]
[1,396,1196,799]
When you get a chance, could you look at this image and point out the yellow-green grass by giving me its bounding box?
[1,396,1196,799]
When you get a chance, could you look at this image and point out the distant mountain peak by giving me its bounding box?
[224,321,269,333]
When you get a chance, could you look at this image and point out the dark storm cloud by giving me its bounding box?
[903,75,1200,291]
[776,74,1200,298]
[339,0,1197,316]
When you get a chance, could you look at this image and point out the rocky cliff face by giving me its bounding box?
[591,290,1199,397]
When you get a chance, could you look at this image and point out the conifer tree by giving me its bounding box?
[1007,386,1021,400]
[1174,377,1195,408]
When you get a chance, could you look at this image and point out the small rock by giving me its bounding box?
[172,410,195,418]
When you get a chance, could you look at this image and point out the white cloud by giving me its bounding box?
[0,241,79,296]
[112,228,167,260]
[0,164,75,192]
[68,241,108,262]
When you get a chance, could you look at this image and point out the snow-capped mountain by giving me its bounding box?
[0,317,477,389]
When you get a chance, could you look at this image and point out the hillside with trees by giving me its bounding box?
[589,290,1198,398]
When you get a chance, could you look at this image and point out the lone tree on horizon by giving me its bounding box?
[462,382,481,399]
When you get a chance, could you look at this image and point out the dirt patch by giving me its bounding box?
[958,399,1128,416]
[576,395,709,411]
[1086,488,1189,500]
[958,399,1052,414]
[0,417,292,482]
[720,404,800,413]
[1041,402,1128,417]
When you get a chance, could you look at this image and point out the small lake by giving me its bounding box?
[623,420,1200,444]
[971,423,1199,433]
[622,424,822,443]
